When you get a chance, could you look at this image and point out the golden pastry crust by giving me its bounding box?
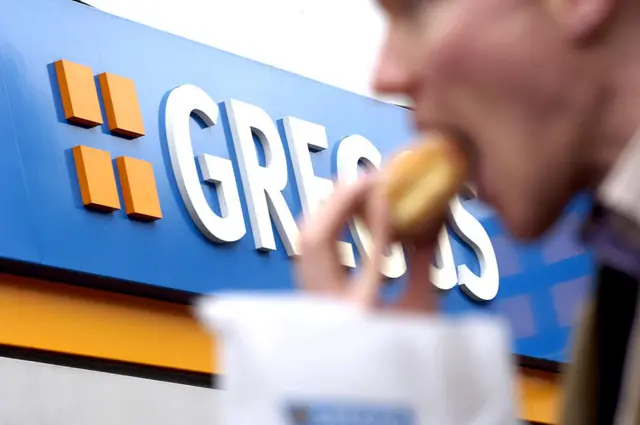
[385,133,468,238]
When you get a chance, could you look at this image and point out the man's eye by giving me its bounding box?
[402,0,426,14]
[379,0,420,16]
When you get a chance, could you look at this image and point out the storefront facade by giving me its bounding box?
[0,0,592,423]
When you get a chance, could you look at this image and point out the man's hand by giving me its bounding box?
[296,173,439,312]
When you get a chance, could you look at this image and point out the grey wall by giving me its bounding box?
[0,357,218,425]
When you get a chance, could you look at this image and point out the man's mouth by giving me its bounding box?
[414,122,477,173]
[413,120,483,205]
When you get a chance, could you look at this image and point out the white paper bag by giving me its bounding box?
[196,293,521,425]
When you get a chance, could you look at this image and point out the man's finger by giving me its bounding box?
[351,175,390,307]
[403,244,438,312]
[297,176,377,294]
[388,230,440,313]
[314,176,376,242]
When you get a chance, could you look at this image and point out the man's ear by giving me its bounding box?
[546,0,618,42]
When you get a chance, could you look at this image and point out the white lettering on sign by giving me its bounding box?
[165,84,246,243]
[163,85,500,301]
[449,194,499,301]
[432,227,458,291]
[225,99,300,257]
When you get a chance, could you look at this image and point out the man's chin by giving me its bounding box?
[507,224,547,242]
[501,208,561,242]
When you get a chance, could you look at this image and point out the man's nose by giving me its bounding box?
[371,39,416,98]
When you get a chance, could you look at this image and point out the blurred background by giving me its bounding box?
[0,0,578,424]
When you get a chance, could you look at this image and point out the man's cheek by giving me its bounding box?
[424,39,465,81]
[424,34,487,102]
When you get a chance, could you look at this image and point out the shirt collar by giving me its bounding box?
[597,131,640,226]
[582,130,640,276]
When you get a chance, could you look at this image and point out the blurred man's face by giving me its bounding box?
[374,0,604,240]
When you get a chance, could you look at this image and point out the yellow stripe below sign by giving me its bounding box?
[0,274,216,373]
[519,369,562,424]
[0,273,561,423]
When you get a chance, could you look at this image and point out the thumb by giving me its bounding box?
[391,230,441,313]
